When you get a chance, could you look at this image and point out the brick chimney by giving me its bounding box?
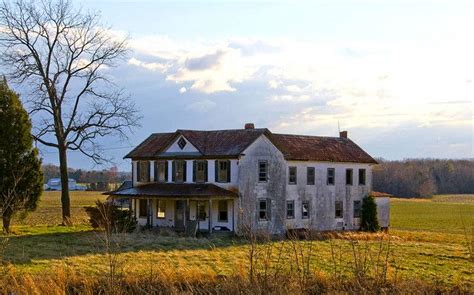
[244,123,255,129]
[339,131,348,139]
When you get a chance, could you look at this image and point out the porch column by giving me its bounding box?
[184,199,188,230]
[150,198,154,227]
[134,199,138,219]
[167,160,173,182]
[208,199,212,234]
[232,199,235,232]
[129,197,132,210]
[146,198,151,226]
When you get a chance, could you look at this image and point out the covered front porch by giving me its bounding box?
[107,183,239,235]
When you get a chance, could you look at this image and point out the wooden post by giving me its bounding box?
[208,199,212,234]
[150,198,154,227]
[197,201,200,233]
[184,199,187,231]
[134,198,137,219]
[232,199,235,233]
[146,198,151,226]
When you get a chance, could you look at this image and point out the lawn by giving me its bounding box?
[1,192,473,287]
[12,191,107,227]
[390,195,474,234]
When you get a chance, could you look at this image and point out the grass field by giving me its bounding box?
[1,192,473,288]
[390,195,474,234]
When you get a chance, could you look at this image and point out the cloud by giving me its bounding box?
[121,33,473,155]
[128,57,169,73]
[185,50,225,71]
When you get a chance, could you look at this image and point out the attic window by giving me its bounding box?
[177,137,187,150]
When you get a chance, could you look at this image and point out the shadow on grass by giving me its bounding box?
[0,228,244,265]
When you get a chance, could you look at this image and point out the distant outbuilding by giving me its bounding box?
[45,178,86,191]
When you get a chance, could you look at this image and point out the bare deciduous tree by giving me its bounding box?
[0,0,140,225]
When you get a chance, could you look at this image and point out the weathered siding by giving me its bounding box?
[238,135,287,234]
[284,161,372,231]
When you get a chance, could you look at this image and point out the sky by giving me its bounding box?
[24,0,474,170]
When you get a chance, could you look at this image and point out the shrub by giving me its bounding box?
[84,201,137,233]
[360,195,380,232]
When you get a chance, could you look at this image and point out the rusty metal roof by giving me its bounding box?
[125,132,176,158]
[106,183,238,198]
[178,128,270,156]
[124,128,377,164]
[268,133,378,164]
[125,129,269,159]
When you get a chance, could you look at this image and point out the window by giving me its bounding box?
[286,201,295,219]
[359,169,366,185]
[216,160,230,182]
[258,199,269,221]
[156,200,166,219]
[346,169,353,185]
[307,167,315,185]
[218,200,228,222]
[258,161,268,182]
[302,201,310,219]
[194,160,207,183]
[172,160,186,183]
[288,166,297,184]
[137,161,150,182]
[327,168,335,185]
[353,200,361,218]
[155,161,168,183]
[335,201,343,218]
[197,201,207,221]
[139,199,148,217]
[177,137,187,149]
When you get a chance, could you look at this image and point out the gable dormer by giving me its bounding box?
[159,135,201,157]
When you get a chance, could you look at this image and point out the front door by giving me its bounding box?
[175,200,185,230]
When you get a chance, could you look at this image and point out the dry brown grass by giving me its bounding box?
[0,264,470,295]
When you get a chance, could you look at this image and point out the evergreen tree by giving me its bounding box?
[0,78,43,233]
[360,194,380,232]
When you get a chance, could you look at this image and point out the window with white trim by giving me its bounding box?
[258,161,268,182]
[258,199,269,221]
[335,201,343,218]
[302,201,310,219]
[327,168,335,185]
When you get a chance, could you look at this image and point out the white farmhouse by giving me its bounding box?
[108,124,389,234]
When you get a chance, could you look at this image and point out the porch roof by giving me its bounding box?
[105,183,238,198]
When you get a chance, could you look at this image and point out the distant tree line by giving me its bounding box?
[373,159,474,197]
[42,164,131,186]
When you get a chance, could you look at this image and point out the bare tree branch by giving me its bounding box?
[0,0,141,223]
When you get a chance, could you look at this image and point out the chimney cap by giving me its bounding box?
[244,123,255,129]
[339,131,348,138]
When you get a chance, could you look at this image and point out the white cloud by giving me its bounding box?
[126,34,474,132]
[128,57,169,73]
[179,87,187,94]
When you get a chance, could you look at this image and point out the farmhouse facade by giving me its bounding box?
[108,124,388,234]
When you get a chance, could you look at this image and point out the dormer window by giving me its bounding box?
[177,137,187,150]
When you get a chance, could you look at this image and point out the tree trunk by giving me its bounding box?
[2,212,11,234]
[58,144,72,225]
